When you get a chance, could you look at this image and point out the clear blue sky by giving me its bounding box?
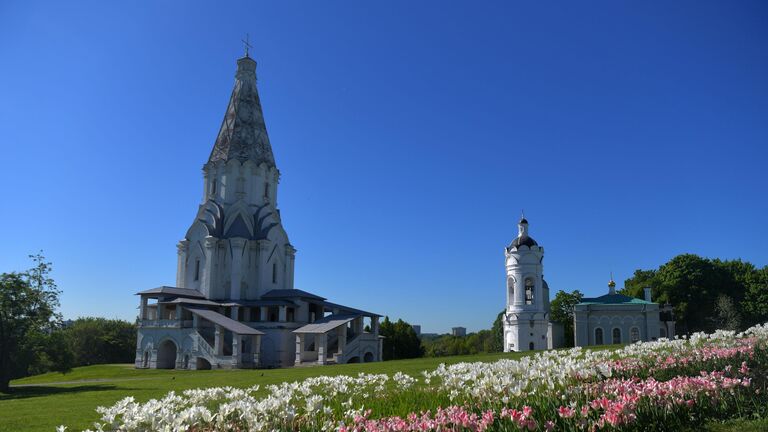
[1,1,766,333]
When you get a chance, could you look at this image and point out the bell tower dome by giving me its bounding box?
[503,215,551,352]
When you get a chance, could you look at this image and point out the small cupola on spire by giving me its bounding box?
[608,273,617,295]
[508,213,538,249]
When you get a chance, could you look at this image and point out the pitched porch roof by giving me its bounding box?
[135,286,205,299]
[187,307,264,335]
[292,314,358,334]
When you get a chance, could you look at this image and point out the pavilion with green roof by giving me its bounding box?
[573,278,675,347]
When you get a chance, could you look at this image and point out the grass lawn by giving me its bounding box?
[704,418,768,432]
[0,351,529,432]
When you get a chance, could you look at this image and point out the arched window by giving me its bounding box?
[194,259,200,281]
[595,328,604,345]
[612,328,622,344]
[264,182,270,198]
[211,179,217,195]
[529,342,535,350]
[524,278,534,305]
[630,327,640,343]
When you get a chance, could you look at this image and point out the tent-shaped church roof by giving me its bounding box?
[207,55,276,166]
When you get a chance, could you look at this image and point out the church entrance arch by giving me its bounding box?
[196,357,212,370]
[156,340,177,369]
[363,352,374,362]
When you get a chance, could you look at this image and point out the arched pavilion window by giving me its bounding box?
[595,328,604,345]
[612,328,622,344]
[524,278,534,305]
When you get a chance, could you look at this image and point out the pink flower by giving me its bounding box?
[740,362,750,375]
[545,420,555,431]
[558,406,575,419]
[522,405,533,419]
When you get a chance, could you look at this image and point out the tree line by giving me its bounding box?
[0,253,136,392]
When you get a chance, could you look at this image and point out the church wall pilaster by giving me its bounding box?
[176,240,190,287]
[230,238,247,300]
[246,242,258,299]
[256,239,271,298]
[285,245,296,290]
[201,236,217,298]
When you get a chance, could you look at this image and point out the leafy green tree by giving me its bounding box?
[550,290,583,347]
[422,330,498,358]
[0,253,71,392]
[379,317,423,360]
[743,266,768,327]
[712,294,742,331]
[25,329,75,377]
[622,254,726,333]
[621,254,767,334]
[490,310,504,353]
[64,318,137,366]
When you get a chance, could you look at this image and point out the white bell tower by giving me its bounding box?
[503,216,551,352]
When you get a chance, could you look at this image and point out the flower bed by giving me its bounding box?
[66,324,768,432]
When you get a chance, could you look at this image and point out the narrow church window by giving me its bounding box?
[524,278,534,304]
[612,328,622,344]
[264,182,270,198]
[595,328,604,345]
[630,327,640,343]
[211,179,217,195]
[194,259,200,281]
[529,342,534,350]
[272,262,277,283]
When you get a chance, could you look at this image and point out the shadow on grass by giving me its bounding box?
[0,384,137,401]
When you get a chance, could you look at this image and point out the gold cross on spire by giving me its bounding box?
[241,33,253,58]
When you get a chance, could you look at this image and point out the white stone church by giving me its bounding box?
[134,54,383,369]
[502,217,674,352]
